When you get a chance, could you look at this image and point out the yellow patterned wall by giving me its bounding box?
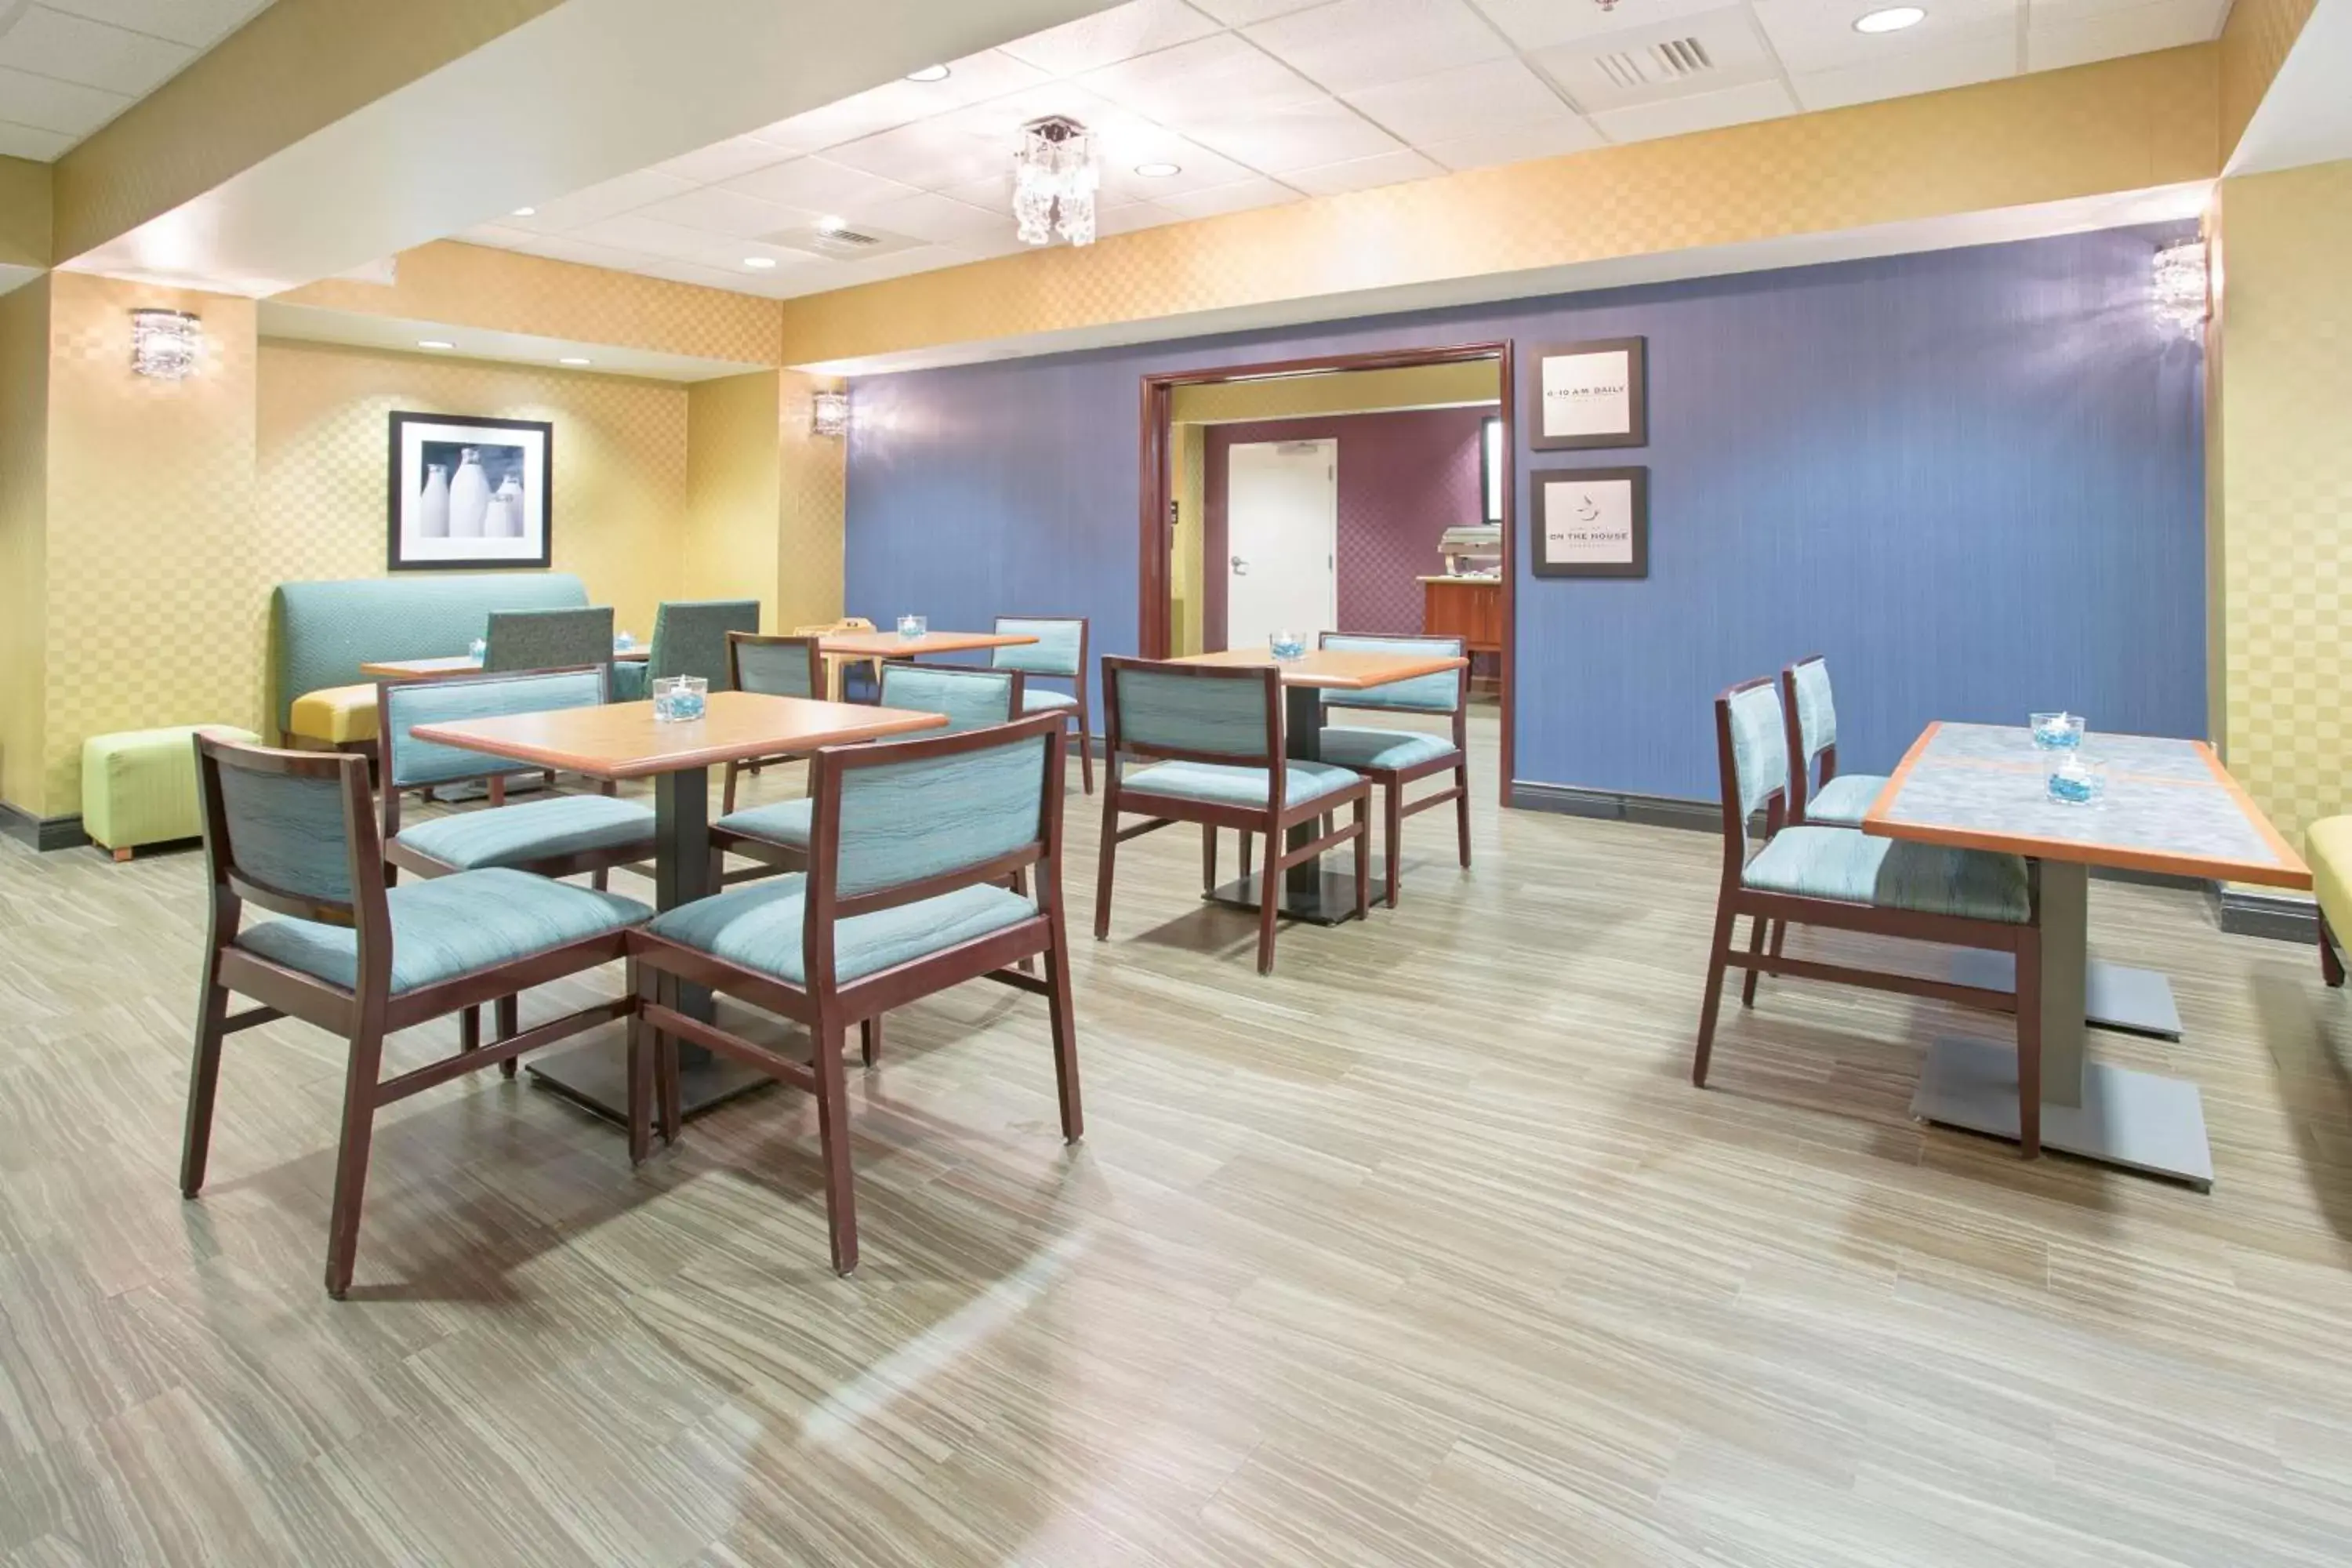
[684,371,784,626]
[0,278,49,814]
[0,156,49,269]
[1170,361,1500,423]
[2212,158,2352,851]
[777,370,846,630]
[256,339,691,649]
[41,274,259,815]
[2220,0,2318,159]
[779,47,2220,367]
[280,241,782,367]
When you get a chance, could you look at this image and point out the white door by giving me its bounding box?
[1225,439,1338,651]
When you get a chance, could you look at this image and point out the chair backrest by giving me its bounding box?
[1101,657,1279,766]
[196,733,383,940]
[379,667,608,803]
[1780,655,1838,810]
[878,663,1024,732]
[650,600,761,688]
[799,712,1066,985]
[1316,632,1465,719]
[485,606,612,673]
[1715,676,1790,861]
[728,632,822,700]
[990,616,1087,683]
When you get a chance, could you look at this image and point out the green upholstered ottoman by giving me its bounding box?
[82,725,260,860]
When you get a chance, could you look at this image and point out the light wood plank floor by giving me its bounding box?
[4,709,2352,1566]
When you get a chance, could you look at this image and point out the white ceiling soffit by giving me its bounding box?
[57,0,1120,295]
[255,301,769,382]
[470,0,2229,306]
[800,179,2212,375]
[0,0,277,163]
[2225,0,2352,176]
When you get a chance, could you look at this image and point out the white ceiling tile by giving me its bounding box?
[565,213,739,260]
[1189,0,1327,21]
[719,156,924,214]
[458,224,539,249]
[1752,0,2019,75]
[1421,114,1604,169]
[854,189,1025,246]
[2027,0,2227,71]
[510,170,697,232]
[1149,173,1301,217]
[630,256,774,293]
[1345,56,1576,143]
[688,237,830,274]
[1587,76,1798,142]
[1246,0,1512,95]
[1079,33,1323,125]
[1283,147,1445,194]
[999,0,1224,76]
[0,61,127,134]
[1185,96,1403,171]
[633,186,814,238]
[1466,0,1733,51]
[1788,26,2017,109]
[501,234,658,272]
[0,118,72,158]
[42,0,269,50]
[646,134,800,187]
[0,8,192,96]
[940,169,1144,213]
[1095,200,1191,235]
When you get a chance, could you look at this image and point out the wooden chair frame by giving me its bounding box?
[993,614,1094,795]
[627,710,1083,1276]
[720,632,827,813]
[183,735,648,1298]
[1312,630,1472,909]
[1693,676,2046,1158]
[1094,657,1370,975]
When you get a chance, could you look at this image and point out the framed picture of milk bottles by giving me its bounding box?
[386,412,553,570]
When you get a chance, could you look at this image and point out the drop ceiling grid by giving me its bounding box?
[0,0,275,161]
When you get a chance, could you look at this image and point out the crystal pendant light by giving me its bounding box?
[1013,116,1099,248]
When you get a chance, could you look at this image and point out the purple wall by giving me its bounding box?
[1204,408,1489,646]
[843,224,2205,802]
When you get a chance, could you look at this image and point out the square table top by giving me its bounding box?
[409,691,947,780]
[818,630,1036,660]
[361,651,648,678]
[1171,647,1468,690]
[1864,721,2310,889]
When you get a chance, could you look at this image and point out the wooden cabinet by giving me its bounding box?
[1420,576,1501,654]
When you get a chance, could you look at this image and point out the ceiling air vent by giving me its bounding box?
[1594,38,1714,93]
[760,222,927,262]
[1531,8,1773,112]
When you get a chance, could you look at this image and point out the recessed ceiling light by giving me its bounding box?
[1853,5,1925,31]
[1134,162,1181,178]
[511,206,536,216]
[743,256,778,269]
[417,339,455,350]
[559,356,592,366]
[905,64,950,82]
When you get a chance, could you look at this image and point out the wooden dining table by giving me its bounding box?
[1172,646,1468,925]
[1866,721,2310,1188]
[410,691,947,1122]
[360,650,650,679]
[816,629,1035,699]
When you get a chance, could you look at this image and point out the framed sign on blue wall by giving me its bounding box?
[1527,337,1646,451]
[1532,466,1648,579]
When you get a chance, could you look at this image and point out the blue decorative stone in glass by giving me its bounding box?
[2031,711,2085,750]
[468,637,487,662]
[1269,630,1308,661]
[898,614,927,639]
[615,630,636,652]
[652,676,707,723]
[2046,757,2106,806]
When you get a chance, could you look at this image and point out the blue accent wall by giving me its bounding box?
[844,224,2205,801]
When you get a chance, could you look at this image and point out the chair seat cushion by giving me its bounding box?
[1022,688,1078,711]
[1316,726,1459,774]
[716,795,812,848]
[396,793,655,870]
[1743,826,2030,924]
[1123,759,1360,809]
[288,685,378,745]
[1803,771,1887,827]
[2310,816,2352,934]
[648,874,1033,985]
[236,868,651,993]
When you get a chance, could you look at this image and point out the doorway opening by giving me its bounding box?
[1138,343,1515,800]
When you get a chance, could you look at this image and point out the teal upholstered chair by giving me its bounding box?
[1096,656,1369,975]
[483,606,613,675]
[1780,655,1887,827]
[183,735,652,1297]
[720,632,826,814]
[991,615,1092,794]
[611,599,761,701]
[1693,676,2045,1157]
[627,709,1081,1275]
[1311,631,1471,909]
[710,662,1025,884]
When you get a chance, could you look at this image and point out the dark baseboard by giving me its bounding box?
[1507,779,1733,835]
[0,802,89,852]
[2217,887,2318,944]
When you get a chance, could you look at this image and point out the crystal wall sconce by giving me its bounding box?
[811,389,850,438]
[129,308,202,379]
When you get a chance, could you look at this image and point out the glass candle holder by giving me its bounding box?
[1269,630,1308,661]
[2031,711,2085,750]
[652,675,708,723]
[898,614,927,639]
[2046,755,2106,807]
[615,630,636,653]
[468,637,487,662]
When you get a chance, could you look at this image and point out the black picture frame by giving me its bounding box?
[1530,466,1648,579]
[1526,336,1646,451]
[387,412,554,572]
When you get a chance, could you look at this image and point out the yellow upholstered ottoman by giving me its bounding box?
[82,724,260,860]
[287,684,379,747]
[2310,816,2352,986]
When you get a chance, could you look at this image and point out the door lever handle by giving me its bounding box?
[1230,555,1248,575]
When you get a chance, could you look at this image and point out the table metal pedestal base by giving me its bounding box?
[1204,869,1370,927]
[1911,1035,2213,1189]
[1944,951,2183,1040]
[527,1043,775,1125]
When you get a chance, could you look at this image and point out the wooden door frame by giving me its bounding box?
[1139,340,1517,803]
